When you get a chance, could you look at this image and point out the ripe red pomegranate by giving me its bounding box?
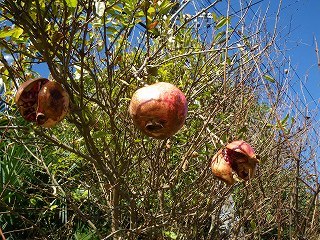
[129,82,188,139]
[15,78,69,128]
[211,140,259,185]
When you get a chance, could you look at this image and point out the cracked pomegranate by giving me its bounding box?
[211,140,259,185]
[129,82,188,139]
[15,78,69,128]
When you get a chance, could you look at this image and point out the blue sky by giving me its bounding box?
[264,0,320,173]
[271,0,320,119]
[279,0,320,80]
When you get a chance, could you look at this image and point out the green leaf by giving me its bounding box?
[50,204,58,210]
[163,231,178,239]
[39,0,46,9]
[211,12,218,22]
[112,5,123,13]
[135,10,145,18]
[0,27,23,39]
[281,113,289,126]
[158,1,176,15]
[264,74,275,83]
[65,0,77,8]
[147,6,156,16]
[216,17,229,29]
[214,31,225,43]
[12,27,24,39]
[250,220,256,230]
[107,26,118,34]
[30,198,37,206]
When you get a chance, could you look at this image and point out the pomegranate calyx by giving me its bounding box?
[36,113,47,125]
[145,120,164,132]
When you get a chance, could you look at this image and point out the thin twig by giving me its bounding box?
[314,35,320,69]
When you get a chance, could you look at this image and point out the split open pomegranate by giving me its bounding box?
[129,82,188,139]
[15,78,69,128]
[211,140,259,185]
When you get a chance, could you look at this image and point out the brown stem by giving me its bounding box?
[111,185,120,238]
[0,227,6,240]
[130,199,137,233]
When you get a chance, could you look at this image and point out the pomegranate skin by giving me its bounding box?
[15,78,48,123]
[211,140,259,185]
[36,81,70,128]
[15,78,69,128]
[226,140,256,159]
[211,149,235,185]
[129,82,188,139]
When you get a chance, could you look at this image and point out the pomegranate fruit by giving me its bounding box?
[129,82,188,139]
[15,78,69,128]
[211,140,259,185]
